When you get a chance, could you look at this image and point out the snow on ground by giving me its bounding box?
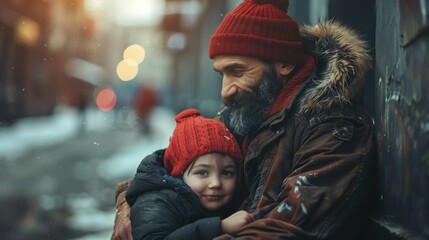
[0,105,113,160]
[0,105,176,239]
[97,107,176,180]
[0,105,175,162]
[69,107,176,239]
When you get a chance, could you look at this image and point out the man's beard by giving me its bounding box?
[226,65,282,136]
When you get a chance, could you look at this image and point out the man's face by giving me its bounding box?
[213,55,282,136]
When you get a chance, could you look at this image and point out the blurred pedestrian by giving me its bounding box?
[76,91,88,134]
[70,80,91,134]
[134,84,158,135]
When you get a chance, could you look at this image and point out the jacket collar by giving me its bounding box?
[298,21,371,114]
[263,55,316,123]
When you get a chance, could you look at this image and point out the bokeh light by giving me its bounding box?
[123,44,145,64]
[15,17,40,47]
[116,59,139,81]
[95,88,117,112]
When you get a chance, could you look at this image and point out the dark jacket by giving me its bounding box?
[126,150,224,240]
[214,22,376,239]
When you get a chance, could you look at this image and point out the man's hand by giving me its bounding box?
[221,210,254,235]
[111,181,133,240]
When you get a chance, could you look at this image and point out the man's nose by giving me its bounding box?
[221,80,238,105]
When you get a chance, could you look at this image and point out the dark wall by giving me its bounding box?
[371,0,429,239]
[327,0,429,239]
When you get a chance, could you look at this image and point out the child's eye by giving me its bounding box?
[222,170,236,177]
[196,170,208,177]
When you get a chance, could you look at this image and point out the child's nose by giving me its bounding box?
[208,176,221,189]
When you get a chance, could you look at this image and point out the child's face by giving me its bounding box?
[183,153,238,210]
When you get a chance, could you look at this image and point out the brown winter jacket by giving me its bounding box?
[112,22,375,240]
[214,22,375,239]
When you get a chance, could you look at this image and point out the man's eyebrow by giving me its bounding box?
[214,63,247,72]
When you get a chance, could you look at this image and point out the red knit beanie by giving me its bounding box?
[209,0,305,64]
[164,109,243,177]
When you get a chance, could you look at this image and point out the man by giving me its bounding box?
[112,0,375,239]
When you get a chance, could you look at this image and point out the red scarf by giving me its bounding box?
[265,55,316,120]
[241,55,316,155]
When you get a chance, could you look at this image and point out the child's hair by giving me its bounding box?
[164,108,243,177]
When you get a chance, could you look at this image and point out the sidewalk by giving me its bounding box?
[0,105,176,239]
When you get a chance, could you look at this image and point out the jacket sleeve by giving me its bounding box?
[131,191,222,240]
[165,217,222,240]
[215,117,375,239]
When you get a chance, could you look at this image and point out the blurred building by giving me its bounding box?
[0,0,99,124]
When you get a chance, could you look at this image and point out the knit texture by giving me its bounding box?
[164,109,243,177]
[264,55,316,119]
[209,0,305,64]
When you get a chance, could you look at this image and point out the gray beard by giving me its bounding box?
[227,65,282,136]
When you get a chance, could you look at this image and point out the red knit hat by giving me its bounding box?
[164,109,243,177]
[209,0,305,64]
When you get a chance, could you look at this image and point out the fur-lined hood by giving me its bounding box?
[298,21,371,113]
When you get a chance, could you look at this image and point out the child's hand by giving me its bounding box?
[221,210,254,234]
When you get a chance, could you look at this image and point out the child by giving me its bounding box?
[125,109,253,240]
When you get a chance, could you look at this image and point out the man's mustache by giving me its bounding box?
[222,91,253,107]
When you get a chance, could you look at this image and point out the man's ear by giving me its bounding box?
[276,63,295,77]
[273,62,295,84]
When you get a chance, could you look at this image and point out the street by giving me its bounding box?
[0,106,175,239]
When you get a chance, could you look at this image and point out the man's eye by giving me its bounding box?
[231,70,243,77]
